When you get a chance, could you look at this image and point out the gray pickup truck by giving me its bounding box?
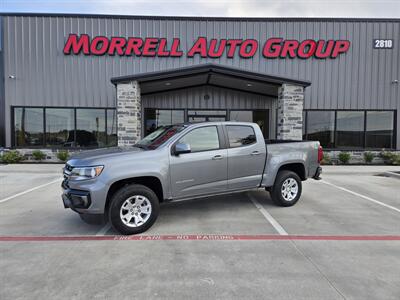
[62,122,322,234]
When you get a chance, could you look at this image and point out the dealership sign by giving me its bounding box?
[63,34,350,59]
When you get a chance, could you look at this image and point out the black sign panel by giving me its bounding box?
[373,39,393,49]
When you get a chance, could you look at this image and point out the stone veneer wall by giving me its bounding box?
[276,84,304,140]
[116,81,142,147]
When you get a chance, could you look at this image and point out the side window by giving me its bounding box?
[179,126,220,152]
[227,125,256,148]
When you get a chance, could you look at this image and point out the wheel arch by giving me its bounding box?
[105,176,164,215]
[276,162,306,181]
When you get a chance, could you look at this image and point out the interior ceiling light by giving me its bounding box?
[246,83,253,87]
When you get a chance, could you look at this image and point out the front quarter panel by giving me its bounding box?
[66,148,170,214]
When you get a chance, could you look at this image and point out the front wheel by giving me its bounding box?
[271,171,302,207]
[109,184,160,235]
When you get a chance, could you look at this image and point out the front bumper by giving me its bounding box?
[61,185,91,211]
[61,175,109,214]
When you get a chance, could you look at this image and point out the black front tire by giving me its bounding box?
[109,184,160,235]
[271,170,302,207]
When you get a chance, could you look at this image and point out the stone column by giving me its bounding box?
[116,81,141,147]
[276,84,304,140]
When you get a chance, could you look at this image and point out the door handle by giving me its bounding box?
[212,155,223,160]
[251,151,261,156]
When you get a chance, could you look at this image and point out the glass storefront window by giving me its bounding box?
[230,111,252,122]
[13,107,118,148]
[187,110,226,116]
[336,111,365,148]
[45,108,75,147]
[187,110,227,123]
[229,110,269,138]
[76,109,107,148]
[366,111,394,149]
[144,109,185,135]
[14,108,44,146]
[12,107,396,150]
[305,111,335,148]
[107,109,117,146]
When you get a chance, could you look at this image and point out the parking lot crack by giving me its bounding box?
[289,240,347,300]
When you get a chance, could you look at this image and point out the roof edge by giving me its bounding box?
[110,63,311,87]
[0,13,399,22]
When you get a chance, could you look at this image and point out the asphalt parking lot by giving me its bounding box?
[1,164,399,299]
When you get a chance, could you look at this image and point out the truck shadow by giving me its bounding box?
[105,190,275,235]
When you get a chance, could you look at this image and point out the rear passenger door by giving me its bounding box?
[225,125,266,190]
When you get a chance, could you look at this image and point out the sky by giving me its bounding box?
[1,0,400,18]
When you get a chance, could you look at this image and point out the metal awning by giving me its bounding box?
[111,63,311,97]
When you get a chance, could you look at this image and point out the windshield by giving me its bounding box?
[135,125,186,149]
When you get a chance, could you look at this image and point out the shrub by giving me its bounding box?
[31,150,46,161]
[380,151,394,164]
[380,151,400,165]
[363,151,374,164]
[392,154,400,165]
[57,150,69,162]
[321,153,332,165]
[1,150,24,163]
[338,152,351,164]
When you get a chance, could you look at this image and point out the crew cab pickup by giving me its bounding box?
[62,122,322,234]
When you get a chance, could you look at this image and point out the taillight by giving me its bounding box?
[318,145,324,163]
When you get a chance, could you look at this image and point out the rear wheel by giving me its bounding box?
[271,170,302,207]
[109,184,160,235]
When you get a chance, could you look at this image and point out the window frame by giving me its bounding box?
[11,106,117,149]
[12,107,45,148]
[303,109,396,150]
[225,124,257,148]
[44,107,75,148]
[174,125,223,154]
[303,110,335,149]
[335,110,366,149]
[365,110,396,149]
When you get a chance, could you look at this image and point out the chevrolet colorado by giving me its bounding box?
[62,122,322,234]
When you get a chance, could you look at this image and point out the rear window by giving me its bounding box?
[226,125,256,148]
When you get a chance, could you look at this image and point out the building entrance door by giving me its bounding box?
[187,110,227,123]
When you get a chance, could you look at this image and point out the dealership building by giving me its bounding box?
[0,14,398,151]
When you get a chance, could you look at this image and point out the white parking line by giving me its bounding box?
[96,223,111,236]
[320,180,400,214]
[0,178,61,204]
[248,194,288,235]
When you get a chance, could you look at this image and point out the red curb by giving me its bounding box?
[1,235,400,242]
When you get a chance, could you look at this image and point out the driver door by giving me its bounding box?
[169,125,228,199]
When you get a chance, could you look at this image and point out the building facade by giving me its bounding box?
[0,14,398,150]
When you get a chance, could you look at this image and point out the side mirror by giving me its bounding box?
[174,143,191,155]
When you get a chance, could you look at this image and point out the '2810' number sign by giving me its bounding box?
[373,39,393,49]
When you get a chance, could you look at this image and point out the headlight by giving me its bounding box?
[70,166,104,181]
